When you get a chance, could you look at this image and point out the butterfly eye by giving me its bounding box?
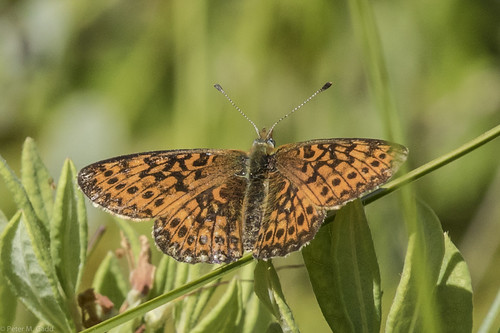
[268,138,276,147]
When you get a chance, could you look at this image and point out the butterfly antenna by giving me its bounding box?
[267,82,333,139]
[214,84,260,137]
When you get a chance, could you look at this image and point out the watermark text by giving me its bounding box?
[0,326,54,332]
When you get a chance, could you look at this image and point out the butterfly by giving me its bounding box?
[78,82,408,264]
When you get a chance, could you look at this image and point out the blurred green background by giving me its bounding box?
[1,0,499,331]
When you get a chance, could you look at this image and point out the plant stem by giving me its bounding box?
[363,123,500,205]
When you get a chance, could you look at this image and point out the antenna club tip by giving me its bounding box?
[214,83,223,92]
[322,82,333,90]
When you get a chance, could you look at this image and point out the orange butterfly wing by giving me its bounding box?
[78,149,248,263]
[252,138,408,259]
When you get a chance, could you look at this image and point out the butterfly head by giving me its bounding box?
[251,127,275,154]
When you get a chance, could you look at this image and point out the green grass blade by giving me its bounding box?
[303,200,381,333]
[478,289,500,333]
[347,0,403,143]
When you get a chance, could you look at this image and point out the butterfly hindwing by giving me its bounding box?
[252,173,325,259]
[153,174,247,263]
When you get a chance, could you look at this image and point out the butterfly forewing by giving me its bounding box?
[78,149,249,263]
[78,150,245,218]
[274,138,408,209]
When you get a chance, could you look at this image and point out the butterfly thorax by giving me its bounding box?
[242,130,276,251]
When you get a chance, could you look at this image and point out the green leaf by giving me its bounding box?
[113,217,141,259]
[21,137,55,227]
[302,199,381,333]
[145,257,192,330]
[175,265,203,332]
[189,277,219,325]
[386,200,445,332]
[150,255,172,298]
[240,263,272,333]
[50,159,88,298]
[0,156,72,328]
[435,234,473,332]
[176,265,222,332]
[266,322,284,333]
[241,292,273,333]
[144,302,173,332]
[0,154,50,252]
[190,279,242,333]
[254,261,278,315]
[150,255,180,298]
[81,254,254,333]
[0,210,17,327]
[172,262,191,325]
[108,320,137,333]
[0,212,72,331]
[92,252,129,307]
[0,209,8,234]
[254,261,299,333]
